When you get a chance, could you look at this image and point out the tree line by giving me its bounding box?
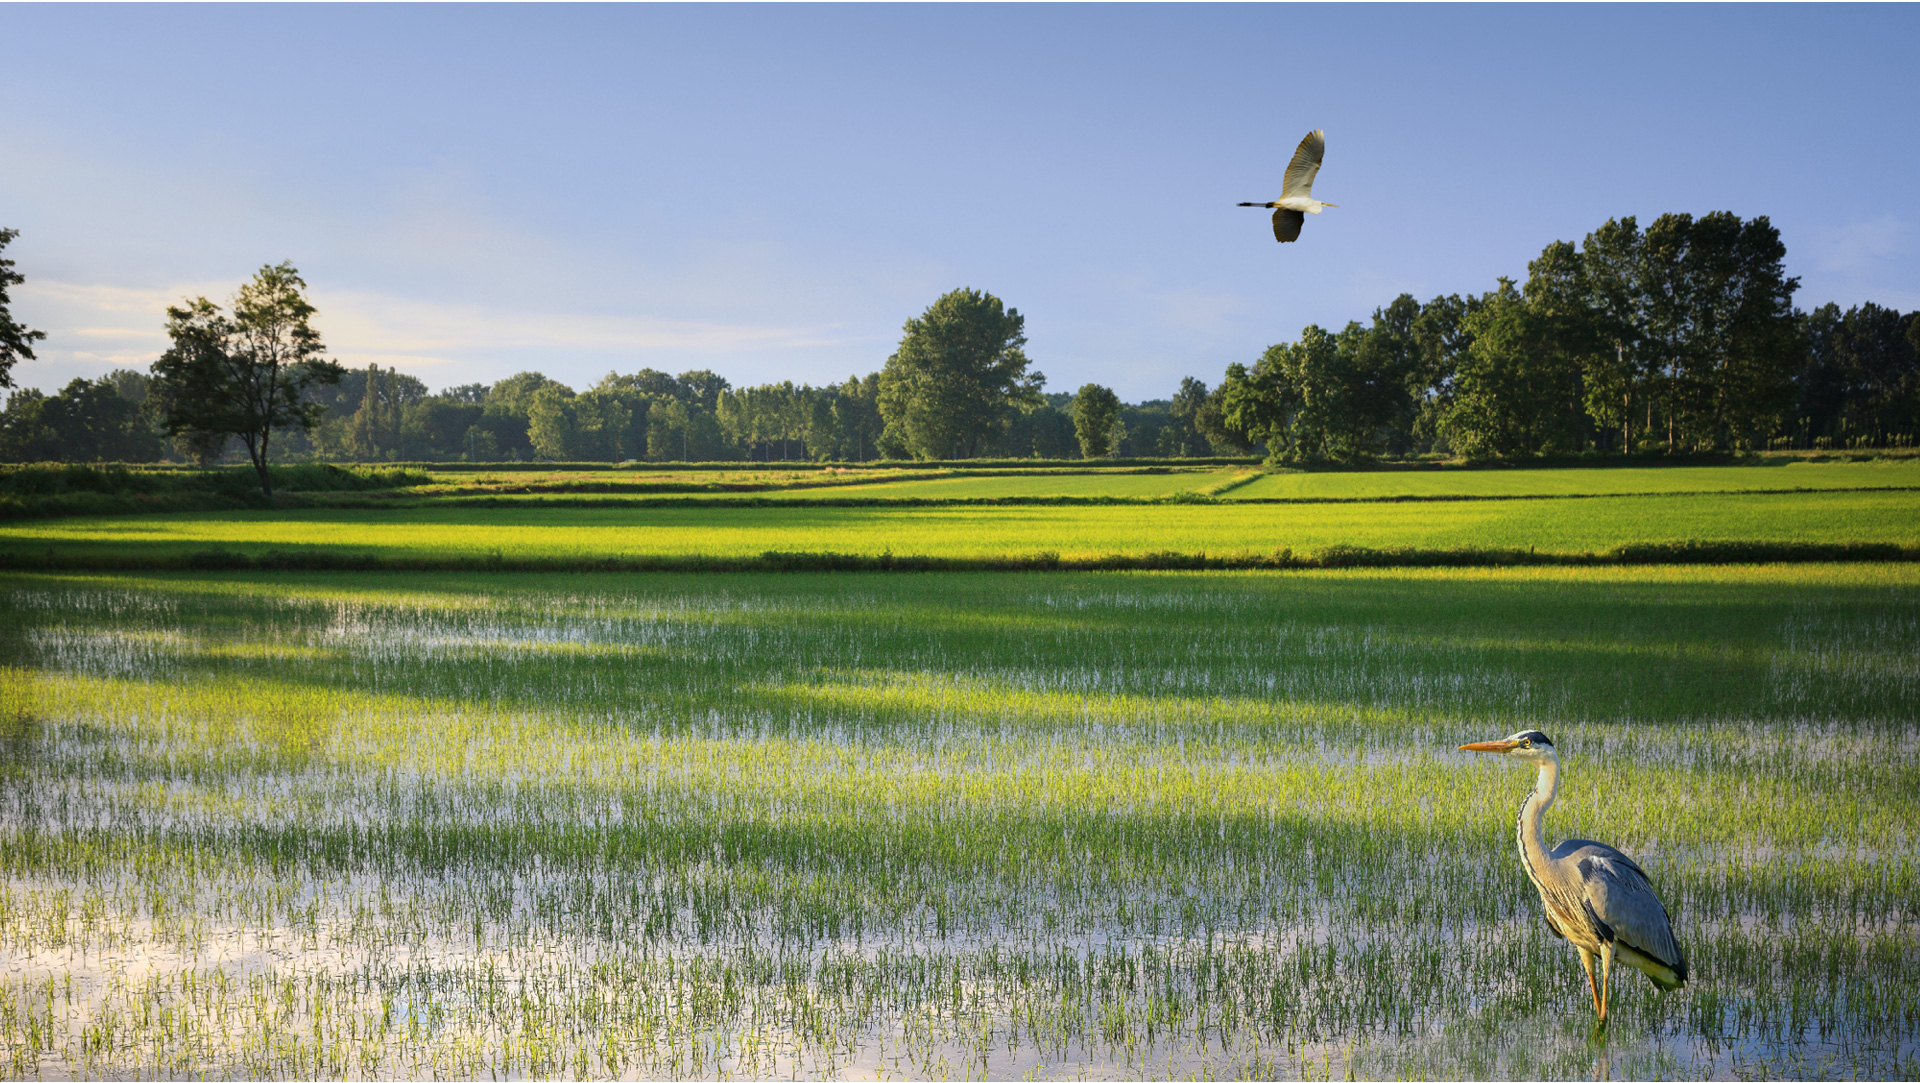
[1215,212,1920,462]
[0,265,1219,478]
[2,214,1916,487]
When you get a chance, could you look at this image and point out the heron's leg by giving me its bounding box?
[1576,947,1600,1016]
[1598,942,1615,1027]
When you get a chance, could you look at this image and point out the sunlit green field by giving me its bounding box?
[754,468,1244,500]
[398,459,1920,506]
[4,489,1916,569]
[417,467,1246,504]
[1231,459,1920,499]
[1,566,1916,1079]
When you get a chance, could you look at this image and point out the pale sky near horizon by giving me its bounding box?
[3,3,1915,402]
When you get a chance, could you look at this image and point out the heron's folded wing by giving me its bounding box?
[1281,129,1325,200]
[1272,208,1305,243]
[1576,849,1686,976]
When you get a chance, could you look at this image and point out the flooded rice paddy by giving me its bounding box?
[0,566,1916,1079]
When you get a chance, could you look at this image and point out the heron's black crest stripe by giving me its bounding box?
[1518,730,1553,747]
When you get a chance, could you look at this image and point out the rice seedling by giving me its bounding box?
[0,565,1914,1078]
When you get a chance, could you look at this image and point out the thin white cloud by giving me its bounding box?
[1144,287,1248,337]
[1811,215,1908,275]
[314,290,860,359]
[7,277,883,393]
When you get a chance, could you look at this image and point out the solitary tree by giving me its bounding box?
[878,288,1043,459]
[1071,384,1121,458]
[151,262,343,496]
[0,228,47,390]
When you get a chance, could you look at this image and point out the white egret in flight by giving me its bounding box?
[1459,730,1689,1026]
[1238,128,1337,243]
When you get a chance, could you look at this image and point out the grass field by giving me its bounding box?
[397,459,1920,506]
[1,565,1915,1079]
[1230,459,1920,499]
[2,488,1915,570]
[753,467,1245,500]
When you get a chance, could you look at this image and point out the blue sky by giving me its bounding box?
[3,3,1915,401]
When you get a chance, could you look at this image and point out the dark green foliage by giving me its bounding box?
[150,263,344,495]
[985,400,1078,459]
[1155,378,1216,457]
[1231,212,1857,461]
[1070,384,1120,458]
[1221,322,1401,464]
[0,463,428,519]
[1441,281,1589,459]
[1636,212,1802,450]
[878,288,1043,459]
[0,228,46,389]
[1795,302,1920,448]
[0,377,161,462]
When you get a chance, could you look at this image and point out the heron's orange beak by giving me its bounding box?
[1458,740,1519,753]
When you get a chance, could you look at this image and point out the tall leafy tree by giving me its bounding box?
[1355,294,1424,455]
[0,373,162,463]
[878,288,1042,459]
[0,228,47,390]
[150,262,342,495]
[1408,293,1481,452]
[1223,321,1403,464]
[39,377,161,461]
[1576,217,1650,450]
[1070,384,1121,458]
[826,374,885,461]
[526,383,638,461]
[1156,377,1215,457]
[0,389,52,460]
[1636,212,1799,449]
[1820,302,1919,444]
[1519,239,1603,450]
[1441,281,1586,458]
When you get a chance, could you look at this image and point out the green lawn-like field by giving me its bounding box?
[4,488,1915,568]
[428,466,1246,503]
[2,565,1914,1078]
[1231,459,1920,499]
[755,466,1244,499]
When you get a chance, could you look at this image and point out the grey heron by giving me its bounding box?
[1459,730,1688,1025]
[1238,128,1338,243]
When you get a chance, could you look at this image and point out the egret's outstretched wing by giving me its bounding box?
[1272,208,1305,243]
[1281,129,1326,200]
[1560,840,1688,985]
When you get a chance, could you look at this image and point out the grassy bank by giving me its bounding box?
[0,463,430,519]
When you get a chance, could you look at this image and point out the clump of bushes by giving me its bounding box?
[0,463,430,519]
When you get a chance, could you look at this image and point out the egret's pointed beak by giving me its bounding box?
[1458,739,1519,754]
[1321,202,1339,208]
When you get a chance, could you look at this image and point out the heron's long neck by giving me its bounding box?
[1516,758,1560,876]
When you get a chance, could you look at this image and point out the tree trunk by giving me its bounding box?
[246,432,273,497]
